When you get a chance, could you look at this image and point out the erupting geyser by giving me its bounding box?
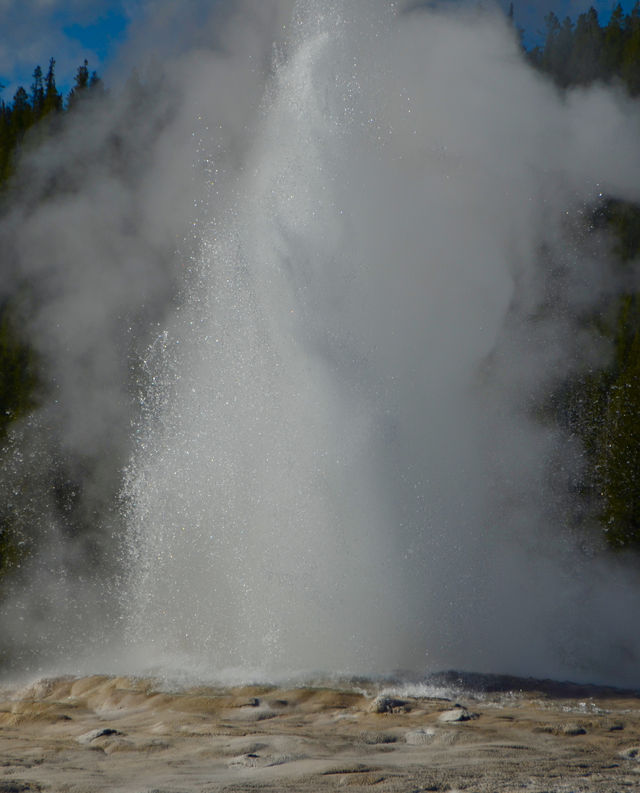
[119,0,640,686]
[3,0,640,688]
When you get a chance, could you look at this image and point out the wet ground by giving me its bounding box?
[1,672,639,792]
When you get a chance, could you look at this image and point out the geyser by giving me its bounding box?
[119,0,640,686]
[3,0,640,687]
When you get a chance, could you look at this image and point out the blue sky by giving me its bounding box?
[0,0,136,99]
[0,0,637,101]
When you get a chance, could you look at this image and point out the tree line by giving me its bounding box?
[519,4,640,549]
[0,59,102,186]
[0,59,105,593]
[529,2,640,92]
[0,58,104,441]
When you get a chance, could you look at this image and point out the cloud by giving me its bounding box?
[0,0,133,96]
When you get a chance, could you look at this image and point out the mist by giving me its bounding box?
[1,0,640,687]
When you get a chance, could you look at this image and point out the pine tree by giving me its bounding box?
[569,7,603,84]
[10,87,32,138]
[0,101,12,184]
[67,60,89,107]
[621,2,640,93]
[42,58,62,115]
[596,295,640,548]
[0,303,38,441]
[542,13,574,86]
[30,65,44,120]
[602,3,625,79]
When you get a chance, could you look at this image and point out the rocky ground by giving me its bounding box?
[0,673,639,792]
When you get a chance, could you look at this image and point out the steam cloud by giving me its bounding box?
[1,0,640,687]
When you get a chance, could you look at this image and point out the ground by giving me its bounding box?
[0,674,639,792]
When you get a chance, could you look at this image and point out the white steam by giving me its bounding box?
[1,0,640,686]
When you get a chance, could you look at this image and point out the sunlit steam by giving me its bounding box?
[122,1,640,686]
[1,0,640,688]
